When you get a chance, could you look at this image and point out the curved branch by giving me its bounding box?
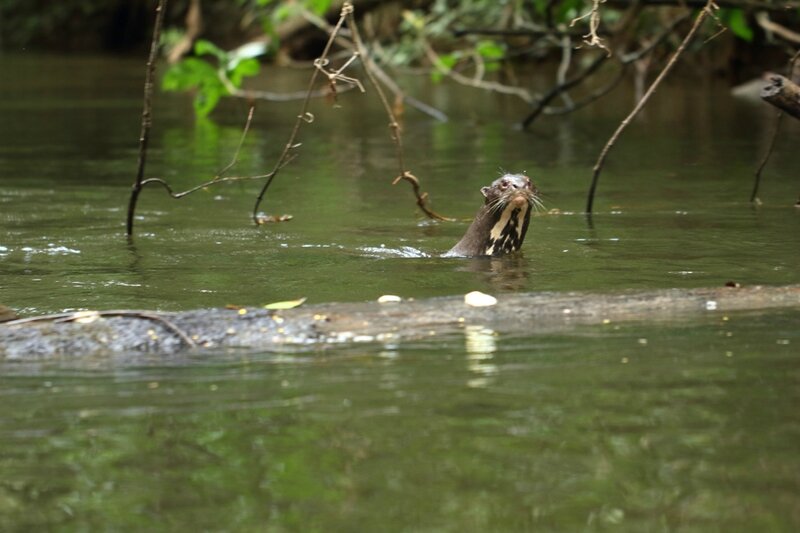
[6,310,196,349]
[345,10,454,221]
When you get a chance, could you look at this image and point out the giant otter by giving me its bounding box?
[444,173,541,257]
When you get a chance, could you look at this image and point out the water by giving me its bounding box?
[1,55,799,530]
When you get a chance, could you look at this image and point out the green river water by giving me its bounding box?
[1,55,799,530]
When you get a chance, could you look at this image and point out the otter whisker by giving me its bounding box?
[487,197,506,214]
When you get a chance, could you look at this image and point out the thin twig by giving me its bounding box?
[585,0,717,214]
[126,0,167,237]
[750,112,783,204]
[217,106,255,177]
[135,106,298,200]
[423,40,534,103]
[344,7,454,221]
[544,65,628,115]
[5,310,196,349]
[755,12,800,44]
[522,11,691,128]
[139,155,297,199]
[521,52,608,128]
[251,4,353,224]
[300,6,449,122]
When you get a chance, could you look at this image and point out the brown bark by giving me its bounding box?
[761,75,800,121]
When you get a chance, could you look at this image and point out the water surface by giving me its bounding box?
[1,55,799,530]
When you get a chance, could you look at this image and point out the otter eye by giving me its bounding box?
[500,179,509,189]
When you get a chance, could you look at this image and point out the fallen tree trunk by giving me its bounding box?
[761,75,800,120]
[1,285,798,360]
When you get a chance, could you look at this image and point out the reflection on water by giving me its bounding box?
[455,254,531,292]
[465,325,498,388]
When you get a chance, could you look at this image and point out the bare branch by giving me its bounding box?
[127,0,168,237]
[756,12,800,45]
[6,310,196,349]
[422,40,534,103]
[521,52,609,128]
[586,0,719,214]
[251,3,354,224]
[299,5,449,122]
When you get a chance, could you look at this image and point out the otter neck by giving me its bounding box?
[447,202,531,257]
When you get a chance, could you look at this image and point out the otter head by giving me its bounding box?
[480,174,539,256]
[445,173,541,258]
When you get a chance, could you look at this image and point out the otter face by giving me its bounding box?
[481,174,540,256]
[444,173,542,258]
[481,174,538,205]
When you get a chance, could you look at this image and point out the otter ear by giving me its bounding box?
[481,186,491,198]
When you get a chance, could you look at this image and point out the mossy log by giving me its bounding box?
[2,285,798,361]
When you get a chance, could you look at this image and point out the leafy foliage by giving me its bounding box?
[158,0,791,116]
[721,8,754,42]
[162,39,261,116]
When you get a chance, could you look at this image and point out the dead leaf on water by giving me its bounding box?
[72,311,101,324]
[264,297,307,310]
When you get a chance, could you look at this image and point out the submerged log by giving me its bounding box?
[761,75,800,120]
[1,285,798,360]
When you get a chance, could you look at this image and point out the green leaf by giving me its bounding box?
[272,3,297,24]
[162,58,219,91]
[194,39,228,62]
[228,58,260,87]
[476,40,504,61]
[193,85,223,117]
[431,52,458,83]
[476,40,504,72]
[725,8,753,42]
[305,0,332,16]
[556,0,586,25]
[162,58,227,117]
[437,52,459,72]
